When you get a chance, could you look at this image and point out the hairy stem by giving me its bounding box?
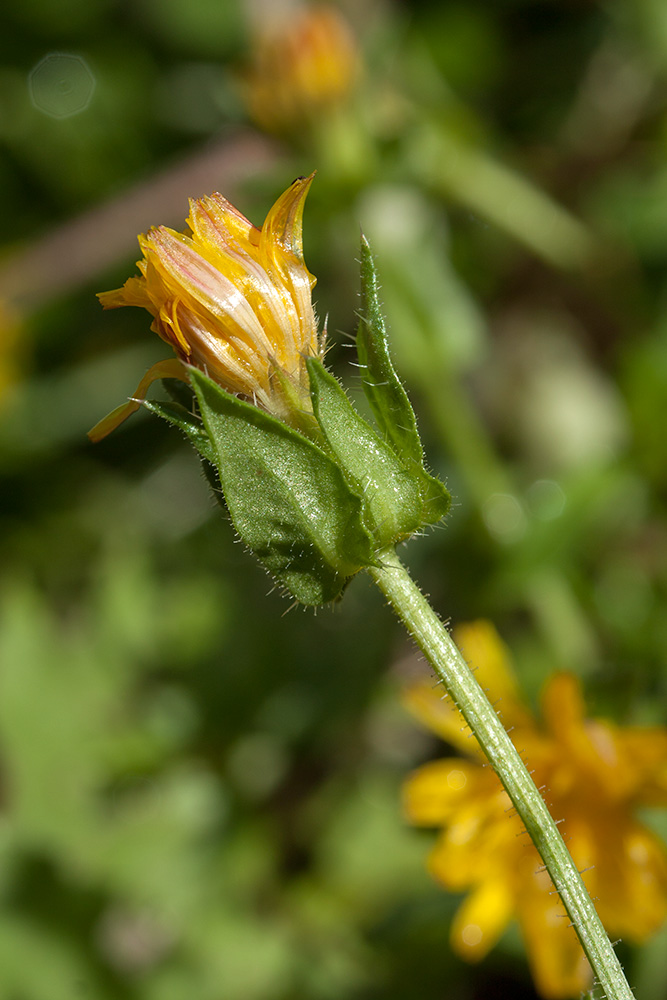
[368,546,633,1000]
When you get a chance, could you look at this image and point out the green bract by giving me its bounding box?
[148,237,451,605]
[356,236,451,527]
[306,357,423,545]
[149,372,375,606]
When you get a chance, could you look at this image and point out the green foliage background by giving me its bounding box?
[1,1,667,997]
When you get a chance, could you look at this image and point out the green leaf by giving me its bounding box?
[413,466,452,525]
[307,358,423,545]
[190,369,375,605]
[357,234,424,468]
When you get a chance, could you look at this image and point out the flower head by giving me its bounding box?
[403,621,667,999]
[89,175,322,441]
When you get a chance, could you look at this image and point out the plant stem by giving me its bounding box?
[368,546,634,1000]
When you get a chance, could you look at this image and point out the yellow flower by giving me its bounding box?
[403,621,667,999]
[89,175,322,441]
[244,5,359,133]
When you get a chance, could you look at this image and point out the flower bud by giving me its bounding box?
[89,174,322,442]
[89,182,450,604]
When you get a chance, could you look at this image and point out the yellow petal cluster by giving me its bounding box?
[403,621,667,999]
[89,175,322,441]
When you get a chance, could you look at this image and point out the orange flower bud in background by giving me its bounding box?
[245,4,360,132]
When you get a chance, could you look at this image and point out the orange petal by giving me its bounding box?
[262,173,315,261]
[97,275,153,311]
[187,192,255,256]
[450,878,514,961]
[454,621,533,730]
[542,675,637,797]
[403,759,486,826]
[597,821,667,939]
[87,358,188,442]
[403,681,484,758]
[426,793,520,892]
[541,672,586,743]
[517,882,592,999]
[619,727,667,804]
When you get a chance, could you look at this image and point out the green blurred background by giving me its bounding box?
[1,0,667,997]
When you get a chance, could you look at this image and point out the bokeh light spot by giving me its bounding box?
[28,53,95,118]
[447,769,468,791]
[526,478,566,521]
[482,493,527,543]
[461,923,483,947]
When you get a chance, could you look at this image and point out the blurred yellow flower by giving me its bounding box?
[89,175,322,441]
[245,5,359,132]
[403,621,667,999]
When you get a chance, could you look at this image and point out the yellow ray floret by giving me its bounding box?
[403,621,667,999]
